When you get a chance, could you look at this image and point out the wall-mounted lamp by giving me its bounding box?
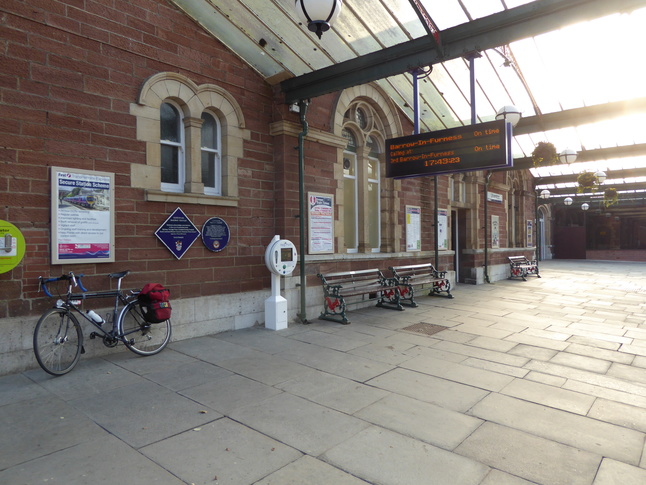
[294,0,342,39]
[559,149,577,164]
[495,105,522,128]
[539,189,551,199]
[564,197,573,206]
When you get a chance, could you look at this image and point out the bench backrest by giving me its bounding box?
[389,263,437,278]
[508,256,531,265]
[318,269,385,288]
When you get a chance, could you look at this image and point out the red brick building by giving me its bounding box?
[0,0,536,374]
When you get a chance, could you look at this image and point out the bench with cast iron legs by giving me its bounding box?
[389,263,453,307]
[317,268,401,325]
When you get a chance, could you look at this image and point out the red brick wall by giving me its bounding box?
[0,0,277,317]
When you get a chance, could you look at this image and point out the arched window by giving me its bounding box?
[333,84,403,254]
[343,128,358,252]
[201,112,221,196]
[160,102,184,192]
[132,72,248,207]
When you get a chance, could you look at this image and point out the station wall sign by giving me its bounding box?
[386,119,512,179]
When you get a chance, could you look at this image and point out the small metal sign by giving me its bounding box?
[155,207,200,260]
[202,217,230,252]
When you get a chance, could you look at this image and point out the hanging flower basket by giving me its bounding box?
[531,141,559,167]
[577,171,599,193]
[603,187,618,207]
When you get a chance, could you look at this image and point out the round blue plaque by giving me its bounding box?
[202,217,230,252]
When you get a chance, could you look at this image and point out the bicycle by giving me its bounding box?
[34,270,172,376]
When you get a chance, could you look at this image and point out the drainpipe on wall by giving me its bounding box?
[484,171,492,284]
[297,99,310,323]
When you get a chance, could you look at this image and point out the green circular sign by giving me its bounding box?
[0,220,26,274]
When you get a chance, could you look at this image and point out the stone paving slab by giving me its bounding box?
[140,418,302,485]
[354,393,483,450]
[229,393,369,456]
[69,379,220,449]
[322,426,490,485]
[500,377,596,415]
[470,393,645,465]
[593,458,646,485]
[0,396,105,470]
[366,367,489,412]
[456,422,601,485]
[255,455,370,484]
[276,368,389,414]
[0,433,185,484]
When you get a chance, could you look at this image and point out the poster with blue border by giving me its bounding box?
[51,167,115,264]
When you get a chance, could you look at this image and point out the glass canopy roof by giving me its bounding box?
[171,0,646,204]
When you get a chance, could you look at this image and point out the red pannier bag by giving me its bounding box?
[138,283,172,323]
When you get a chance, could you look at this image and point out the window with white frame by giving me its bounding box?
[366,136,381,252]
[343,129,358,253]
[201,112,221,196]
[160,102,185,193]
[131,72,248,207]
[341,101,385,253]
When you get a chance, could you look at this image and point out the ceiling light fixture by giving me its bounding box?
[495,105,522,128]
[559,149,577,165]
[294,0,342,39]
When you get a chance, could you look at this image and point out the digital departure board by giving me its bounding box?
[386,119,512,179]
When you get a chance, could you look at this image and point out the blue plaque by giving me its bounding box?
[155,207,200,260]
[202,217,230,252]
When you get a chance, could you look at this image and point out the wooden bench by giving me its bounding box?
[317,268,401,325]
[508,256,540,281]
[389,263,453,307]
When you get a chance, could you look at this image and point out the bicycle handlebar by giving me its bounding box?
[39,272,87,298]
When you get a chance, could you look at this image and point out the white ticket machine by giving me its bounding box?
[264,236,297,330]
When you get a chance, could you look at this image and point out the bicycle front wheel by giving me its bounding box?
[33,308,83,376]
[119,302,171,356]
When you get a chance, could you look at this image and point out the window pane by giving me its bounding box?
[201,112,217,149]
[368,180,379,249]
[202,151,215,188]
[344,177,357,250]
[343,154,355,177]
[161,145,179,184]
[160,103,180,142]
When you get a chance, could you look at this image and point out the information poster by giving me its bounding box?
[51,167,115,264]
[438,209,448,250]
[527,220,533,247]
[308,192,334,254]
[155,207,200,260]
[406,205,421,251]
[202,217,230,252]
[492,215,500,249]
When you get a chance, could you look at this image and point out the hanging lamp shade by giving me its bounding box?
[595,170,607,184]
[564,197,573,206]
[495,105,521,127]
[559,149,577,165]
[294,0,343,39]
[581,203,590,211]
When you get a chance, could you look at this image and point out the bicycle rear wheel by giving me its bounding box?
[119,301,171,356]
[33,308,83,376]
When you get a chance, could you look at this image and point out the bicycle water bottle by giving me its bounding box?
[87,310,105,326]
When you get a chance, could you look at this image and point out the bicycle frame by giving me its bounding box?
[35,271,172,376]
[40,272,137,342]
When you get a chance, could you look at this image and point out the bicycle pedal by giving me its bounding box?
[89,332,97,339]
[81,345,86,354]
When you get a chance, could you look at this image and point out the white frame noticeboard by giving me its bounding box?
[50,167,115,264]
[308,192,334,254]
